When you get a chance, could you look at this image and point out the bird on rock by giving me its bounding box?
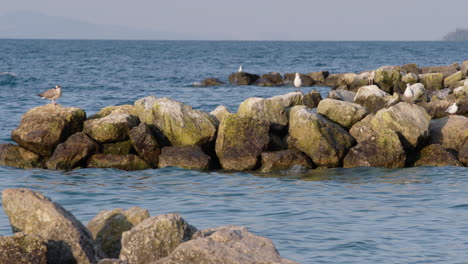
[38,85,62,105]
[238,65,243,73]
[294,73,302,88]
[445,103,458,115]
[404,83,414,98]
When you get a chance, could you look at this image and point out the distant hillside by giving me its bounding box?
[443,28,468,41]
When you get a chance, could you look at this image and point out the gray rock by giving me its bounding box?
[428,115,468,152]
[327,89,356,103]
[0,143,42,169]
[317,99,368,129]
[158,145,211,170]
[353,85,399,113]
[0,232,48,264]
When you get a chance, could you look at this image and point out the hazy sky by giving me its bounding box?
[2,0,468,40]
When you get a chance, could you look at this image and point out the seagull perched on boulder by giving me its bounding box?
[403,83,414,98]
[38,85,62,105]
[445,103,458,115]
[294,73,302,88]
[238,65,243,73]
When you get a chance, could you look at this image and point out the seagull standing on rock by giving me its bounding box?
[404,83,414,98]
[238,65,243,73]
[294,73,302,88]
[38,85,62,105]
[445,103,458,115]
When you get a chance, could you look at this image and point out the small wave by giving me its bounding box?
[0,72,18,86]
[450,204,468,209]
[191,81,202,87]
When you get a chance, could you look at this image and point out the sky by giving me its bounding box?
[1,0,468,40]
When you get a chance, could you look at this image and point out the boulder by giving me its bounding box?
[89,105,137,120]
[158,145,211,170]
[414,144,463,167]
[353,85,399,113]
[228,72,260,85]
[349,114,376,143]
[444,71,463,88]
[430,88,452,100]
[237,92,303,129]
[87,207,150,258]
[128,123,161,167]
[83,113,140,143]
[317,99,368,129]
[350,72,373,91]
[370,102,431,150]
[215,114,269,171]
[134,97,217,146]
[454,86,468,99]
[335,73,358,88]
[343,129,406,168]
[419,96,458,119]
[87,154,150,171]
[2,188,100,264]
[11,105,86,157]
[256,72,284,86]
[401,63,420,74]
[419,73,444,91]
[98,259,127,264]
[0,143,42,169]
[0,232,48,264]
[200,78,224,86]
[402,73,419,84]
[103,141,134,155]
[323,73,342,87]
[284,73,315,86]
[46,132,100,170]
[461,60,468,77]
[328,89,356,103]
[154,225,298,264]
[303,90,322,108]
[403,83,427,103]
[428,115,468,152]
[210,105,231,125]
[459,140,468,166]
[119,213,196,264]
[289,106,355,167]
[421,65,458,78]
[260,149,313,172]
[374,66,402,93]
[306,71,329,85]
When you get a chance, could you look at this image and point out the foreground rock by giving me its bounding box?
[87,207,150,259]
[260,149,313,172]
[154,225,298,264]
[0,232,48,264]
[0,143,42,169]
[317,99,368,129]
[353,85,399,113]
[46,132,100,170]
[158,145,211,170]
[120,213,196,264]
[303,90,322,108]
[429,115,468,152]
[414,144,463,167]
[228,72,260,85]
[87,154,150,171]
[84,113,140,143]
[2,188,100,264]
[215,114,269,171]
[11,105,86,157]
[289,106,355,167]
[128,123,161,167]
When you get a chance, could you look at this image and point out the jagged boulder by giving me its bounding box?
[256,72,284,86]
[349,114,376,143]
[0,232,48,264]
[237,92,303,129]
[401,63,420,74]
[158,145,211,170]
[87,207,150,258]
[343,129,406,168]
[284,73,315,86]
[103,141,134,155]
[444,71,463,88]
[374,66,402,93]
[11,105,86,157]
[215,114,269,171]
[289,106,355,167]
[46,132,100,170]
[327,89,356,103]
[84,113,140,143]
[402,73,419,85]
[154,225,298,264]
[210,105,231,125]
[419,73,444,91]
[0,143,42,169]
[87,154,150,171]
[89,105,137,120]
[421,64,458,77]
[260,149,313,172]
[317,99,368,129]
[228,72,260,85]
[304,90,322,108]
[353,85,399,113]
[428,115,468,152]
[2,188,100,264]
[119,213,196,264]
[307,71,329,85]
[414,144,462,167]
[128,123,161,167]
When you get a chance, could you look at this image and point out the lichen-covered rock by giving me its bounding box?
[89,105,137,120]
[421,65,458,78]
[414,144,463,167]
[103,141,134,155]
[353,85,399,113]
[2,188,100,264]
[335,73,358,88]
[0,232,48,264]
[307,71,329,85]
[349,114,376,143]
[256,72,284,86]
[317,99,368,129]
[0,143,42,169]
[403,83,427,103]
[428,115,468,152]
[402,73,419,85]
[419,73,444,91]
[327,89,356,103]
[84,113,140,143]
[401,63,420,75]
[289,106,355,167]
[128,123,161,167]
[119,213,196,264]
[46,132,99,170]
[210,105,231,125]
[87,154,150,171]
[200,78,224,86]
[228,72,260,85]
[350,72,373,91]
[461,60,468,77]
[87,207,150,259]
[284,73,315,86]
[374,66,402,93]
[371,102,431,150]
[323,73,343,87]
[459,140,468,166]
[11,105,86,157]
[158,145,211,170]
[444,71,463,88]
[343,129,406,168]
[304,90,322,108]
[215,114,269,171]
[260,149,313,172]
[154,225,298,264]
[454,86,468,99]
[237,92,303,129]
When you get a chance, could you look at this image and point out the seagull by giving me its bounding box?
[404,83,414,98]
[294,72,302,88]
[445,103,458,114]
[38,85,62,105]
[238,65,243,73]
[367,71,375,85]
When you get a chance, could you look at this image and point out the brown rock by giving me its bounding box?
[256,72,285,86]
[260,149,313,172]
[0,232,48,264]
[158,145,211,170]
[102,141,134,155]
[228,72,260,85]
[414,144,462,167]
[128,123,161,167]
[303,90,322,108]
[421,64,458,78]
[200,78,224,86]
[0,143,42,169]
[428,115,468,152]
[401,63,421,74]
[306,71,329,85]
[284,73,315,87]
[86,154,150,171]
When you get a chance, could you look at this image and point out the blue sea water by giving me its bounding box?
[0,39,468,263]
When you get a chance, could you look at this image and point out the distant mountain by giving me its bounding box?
[0,11,189,40]
[443,28,468,41]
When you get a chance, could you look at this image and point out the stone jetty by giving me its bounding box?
[0,188,297,264]
[1,61,468,171]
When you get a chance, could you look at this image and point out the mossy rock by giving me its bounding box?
[317,98,368,129]
[444,71,463,88]
[374,66,402,93]
[413,144,462,167]
[46,132,99,170]
[0,232,48,264]
[0,143,42,169]
[86,154,150,171]
[429,115,468,152]
[158,145,211,170]
[83,113,140,143]
[260,149,313,172]
[419,73,444,91]
[103,140,134,155]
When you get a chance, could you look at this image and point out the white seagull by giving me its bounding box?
[294,73,302,88]
[445,103,458,114]
[38,85,62,105]
[238,65,243,73]
[403,83,414,98]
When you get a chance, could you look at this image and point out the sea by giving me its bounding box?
[1,40,468,263]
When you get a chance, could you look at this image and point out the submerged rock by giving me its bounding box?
[199,78,225,86]
[414,144,462,167]
[260,149,313,172]
[256,72,285,86]
[128,123,161,167]
[87,154,150,171]
[158,145,211,170]
[428,115,468,152]
[284,73,315,86]
[11,105,86,157]
[317,99,368,129]
[228,72,260,85]
[0,143,42,169]
[0,232,48,264]
[83,113,140,143]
